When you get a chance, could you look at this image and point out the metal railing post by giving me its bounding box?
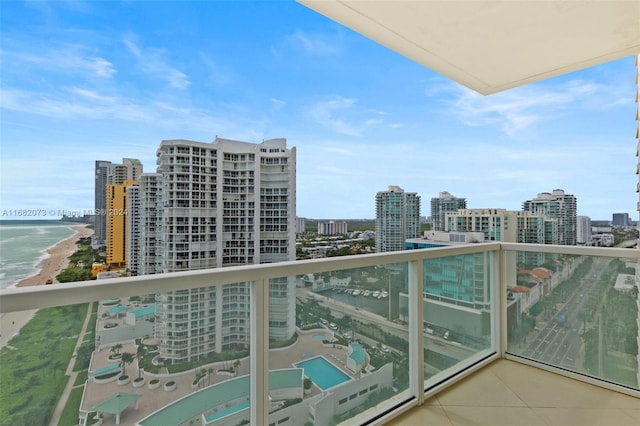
[251,278,269,425]
[408,259,424,404]
[498,246,508,357]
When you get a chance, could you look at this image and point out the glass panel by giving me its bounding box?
[0,284,255,425]
[506,251,639,391]
[419,252,496,387]
[1,304,90,425]
[137,284,252,425]
[268,264,411,425]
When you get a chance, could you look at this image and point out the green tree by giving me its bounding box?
[111,343,123,356]
[120,352,135,376]
[577,309,590,334]
[136,344,145,378]
[75,342,93,370]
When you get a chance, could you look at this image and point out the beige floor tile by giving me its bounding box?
[621,408,640,421]
[533,408,638,426]
[386,405,453,426]
[490,360,640,409]
[436,367,526,407]
[444,406,547,426]
[425,395,441,406]
[384,360,639,426]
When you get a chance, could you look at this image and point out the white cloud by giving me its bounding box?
[285,29,343,56]
[270,98,286,112]
[123,37,190,89]
[431,79,607,135]
[4,47,116,79]
[307,96,384,136]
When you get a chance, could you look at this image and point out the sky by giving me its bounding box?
[0,1,638,221]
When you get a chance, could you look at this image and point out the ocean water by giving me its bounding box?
[0,220,76,289]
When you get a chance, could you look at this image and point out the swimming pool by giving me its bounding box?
[312,333,326,341]
[295,356,351,390]
[93,362,122,376]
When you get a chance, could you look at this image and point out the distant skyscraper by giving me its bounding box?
[431,191,466,231]
[126,183,141,275]
[149,137,297,363]
[106,179,137,269]
[445,208,557,244]
[108,158,143,184]
[138,173,162,276]
[317,221,348,235]
[612,213,630,227]
[576,215,592,245]
[94,161,112,248]
[522,189,577,245]
[375,185,420,252]
[93,158,143,248]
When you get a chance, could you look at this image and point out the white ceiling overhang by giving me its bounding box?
[298,0,640,95]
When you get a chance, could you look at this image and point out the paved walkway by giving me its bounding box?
[50,302,94,425]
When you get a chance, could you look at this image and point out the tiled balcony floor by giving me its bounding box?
[387,359,640,426]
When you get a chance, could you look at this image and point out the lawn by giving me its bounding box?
[58,386,84,426]
[0,303,88,424]
[74,370,88,386]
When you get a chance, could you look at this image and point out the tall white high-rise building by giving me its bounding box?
[375,185,420,252]
[149,137,296,363]
[522,189,577,246]
[126,183,141,275]
[138,173,163,276]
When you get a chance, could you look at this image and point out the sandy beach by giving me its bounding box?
[1,224,93,349]
[16,224,93,288]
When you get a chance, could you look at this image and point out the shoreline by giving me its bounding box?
[1,224,94,350]
[16,224,94,288]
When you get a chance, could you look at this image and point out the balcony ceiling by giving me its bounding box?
[298,0,640,95]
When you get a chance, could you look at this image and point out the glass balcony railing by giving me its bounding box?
[503,245,640,392]
[0,243,638,425]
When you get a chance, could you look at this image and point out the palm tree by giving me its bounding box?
[111,343,123,356]
[207,367,213,386]
[136,344,145,378]
[120,352,135,376]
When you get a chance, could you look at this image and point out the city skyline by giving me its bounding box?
[1,1,638,221]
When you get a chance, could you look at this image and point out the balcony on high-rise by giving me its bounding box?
[1,242,639,425]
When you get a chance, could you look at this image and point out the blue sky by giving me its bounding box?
[0,1,637,221]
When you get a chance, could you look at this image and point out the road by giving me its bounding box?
[298,287,477,362]
[519,257,612,369]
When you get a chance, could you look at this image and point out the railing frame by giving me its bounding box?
[1,242,638,424]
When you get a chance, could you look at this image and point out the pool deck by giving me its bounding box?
[81,328,359,425]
